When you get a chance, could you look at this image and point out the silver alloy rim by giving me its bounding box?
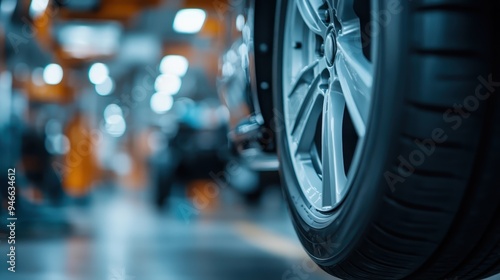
[282,0,374,211]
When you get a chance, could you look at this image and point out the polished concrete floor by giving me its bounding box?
[0,187,335,280]
[1,186,499,280]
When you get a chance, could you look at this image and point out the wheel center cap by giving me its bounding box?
[325,33,336,66]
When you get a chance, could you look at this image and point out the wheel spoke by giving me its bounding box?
[289,60,319,97]
[321,91,347,208]
[330,0,357,23]
[290,75,324,153]
[282,0,373,211]
[296,0,328,35]
[335,24,373,137]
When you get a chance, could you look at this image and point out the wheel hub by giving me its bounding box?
[324,30,337,66]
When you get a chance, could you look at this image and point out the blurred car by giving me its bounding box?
[216,0,282,203]
[219,0,500,279]
[150,121,229,208]
[217,0,279,169]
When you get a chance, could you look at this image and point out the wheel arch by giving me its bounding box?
[248,0,278,152]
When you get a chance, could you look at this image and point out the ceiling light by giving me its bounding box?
[29,0,49,18]
[89,63,109,85]
[104,104,123,122]
[150,92,174,114]
[173,9,206,34]
[95,77,114,96]
[154,74,182,95]
[103,104,126,137]
[43,64,63,85]
[160,55,189,77]
[105,116,126,137]
[57,23,122,59]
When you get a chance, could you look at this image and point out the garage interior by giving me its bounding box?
[0,0,337,279]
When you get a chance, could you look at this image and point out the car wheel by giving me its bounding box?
[273,0,500,278]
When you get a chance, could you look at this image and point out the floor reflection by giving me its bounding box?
[1,187,335,280]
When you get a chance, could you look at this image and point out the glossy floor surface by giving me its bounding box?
[2,186,499,280]
[0,186,336,280]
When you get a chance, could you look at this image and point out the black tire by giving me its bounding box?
[273,0,500,279]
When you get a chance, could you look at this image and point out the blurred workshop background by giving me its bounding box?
[0,0,336,279]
